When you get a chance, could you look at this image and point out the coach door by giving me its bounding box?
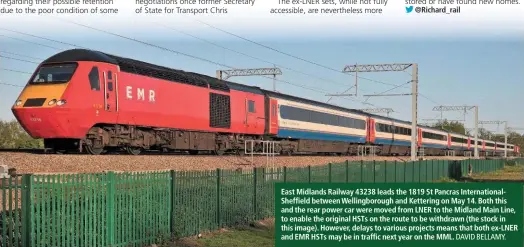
[367,118,376,143]
[245,96,258,131]
[103,70,117,113]
[268,99,279,135]
[417,128,422,147]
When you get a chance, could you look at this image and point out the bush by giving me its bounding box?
[0,119,43,149]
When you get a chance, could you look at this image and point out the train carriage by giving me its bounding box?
[10,49,521,157]
[483,140,496,155]
[492,142,515,157]
[449,133,469,155]
[495,142,506,156]
[471,139,483,152]
[264,91,369,155]
[370,116,413,156]
[418,127,449,155]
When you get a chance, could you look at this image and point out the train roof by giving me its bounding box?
[262,89,466,135]
[42,49,236,93]
[40,49,504,143]
[261,89,372,116]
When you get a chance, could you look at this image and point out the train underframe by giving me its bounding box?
[42,124,493,156]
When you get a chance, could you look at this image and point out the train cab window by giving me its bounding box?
[248,100,255,113]
[31,63,77,84]
[88,67,100,91]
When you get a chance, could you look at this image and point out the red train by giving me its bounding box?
[12,49,275,155]
[11,49,520,156]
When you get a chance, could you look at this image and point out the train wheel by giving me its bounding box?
[85,144,104,155]
[236,149,246,156]
[214,149,225,156]
[188,150,199,155]
[53,149,67,154]
[126,147,142,155]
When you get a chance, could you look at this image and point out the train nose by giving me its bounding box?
[28,113,43,123]
[12,108,66,138]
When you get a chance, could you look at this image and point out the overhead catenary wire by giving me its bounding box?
[1,17,386,108]
[0,68,33,75]
[0,27,86,50]
[0,23,439,110]
[0,29,380,107]
[0,67,31,87]
[363,81,411,103]
[152,22,387,107]
[194,19,440,106]
[153,21,359,89]
[195,19,398,86]
[0,40,382,110]
[0,50,44,61]
[0,55,40,64]
[0,29,329,96]
[42,16,383,108]
[0,34,63,51]
[0,81,24,88]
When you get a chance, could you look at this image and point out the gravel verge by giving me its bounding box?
[0,152,476,174]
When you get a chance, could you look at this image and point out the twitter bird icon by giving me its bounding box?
[406,6,413,13]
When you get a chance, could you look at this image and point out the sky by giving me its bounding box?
[0,18,523,135]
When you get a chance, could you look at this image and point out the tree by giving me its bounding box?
[507,131,524,151]
[431,119,467,135]
[0,119,43,149]
[477,128,494,140]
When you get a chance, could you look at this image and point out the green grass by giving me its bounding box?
[470,164,524,181]
[172,220,275,247]
[434,177,458,183]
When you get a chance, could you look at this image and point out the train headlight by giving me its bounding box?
[48,99,57,105]
[57,100,66,106]
[15,100,22,106]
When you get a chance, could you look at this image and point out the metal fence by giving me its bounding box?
[0,158,516,247]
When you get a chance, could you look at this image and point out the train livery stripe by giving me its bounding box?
[277,128,366,143]
[374,138,411,146]
[449,146,470,150]
[422,143,449,149]
[374,138,449,149]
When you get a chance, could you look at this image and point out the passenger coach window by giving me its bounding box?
[89,67,101,91]
[279,105,366,130]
